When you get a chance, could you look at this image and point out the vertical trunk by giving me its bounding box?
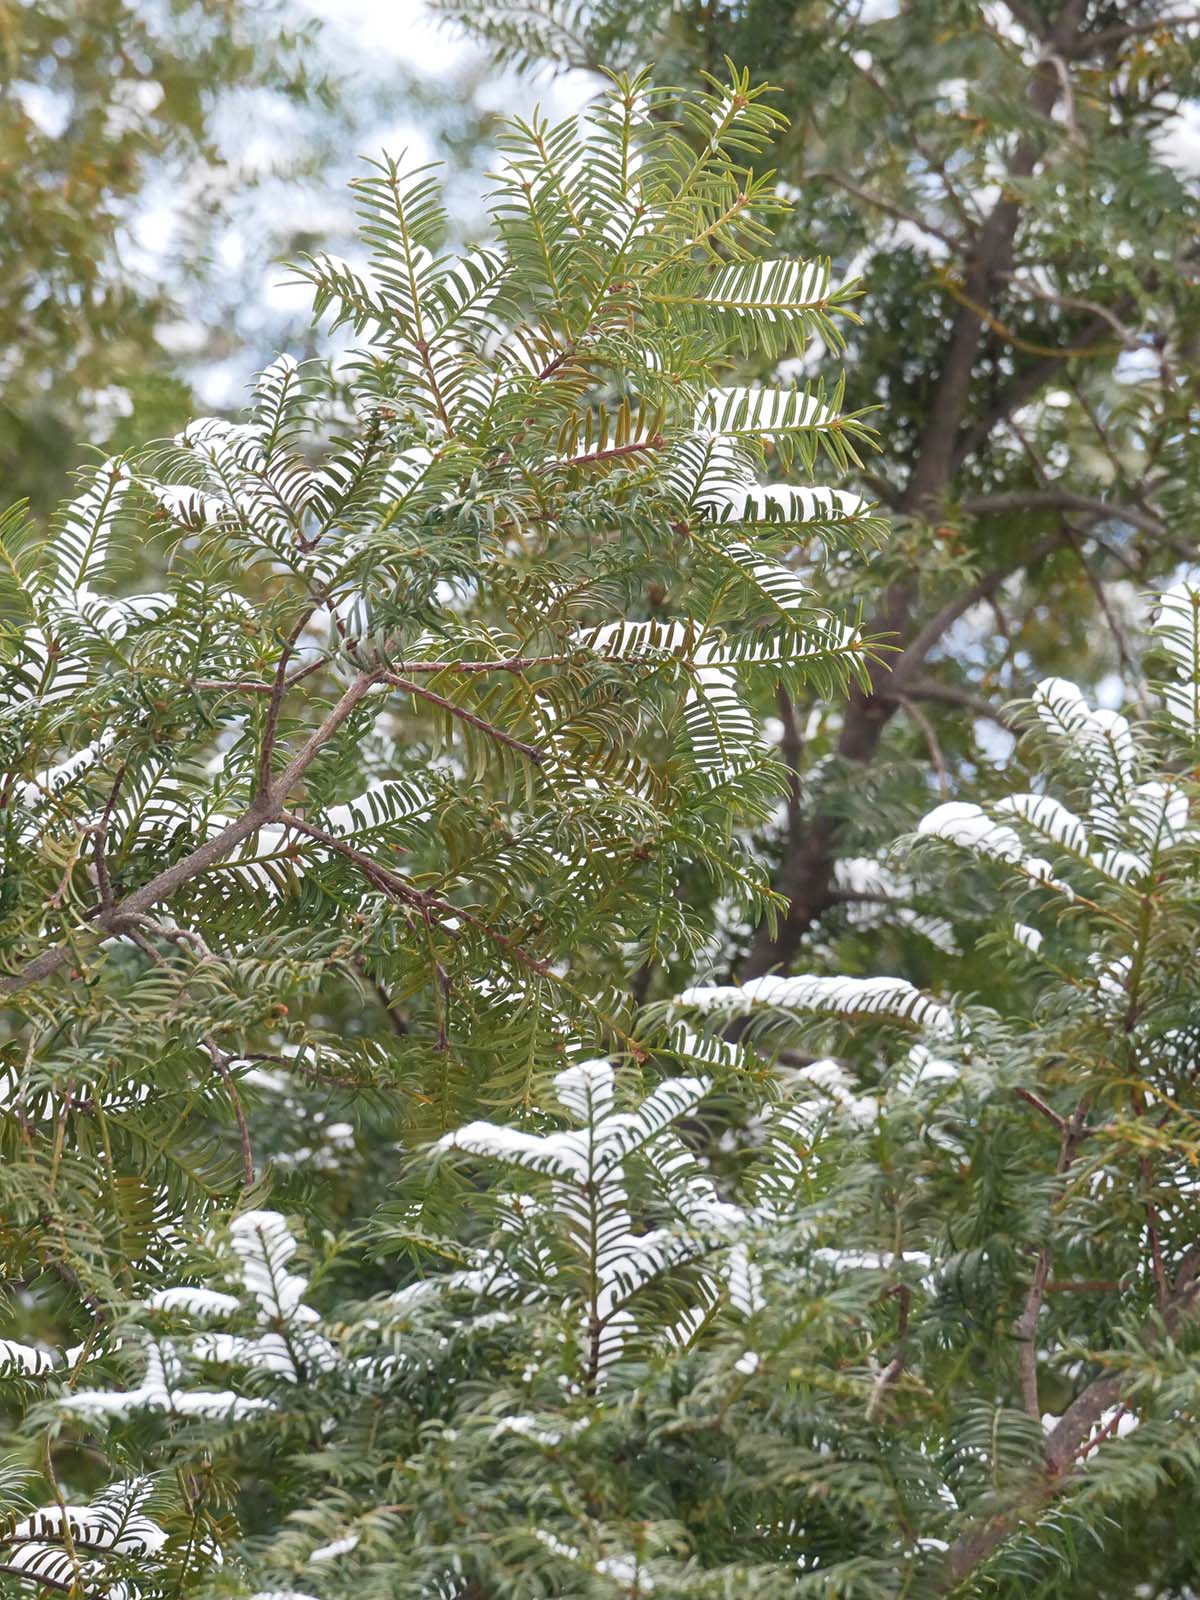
[740,1,1086,980]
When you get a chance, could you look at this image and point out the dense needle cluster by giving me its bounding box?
[4,60,1200,1600]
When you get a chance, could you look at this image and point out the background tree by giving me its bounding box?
[438,0,1200,998]
[0,0,338,513]
[0,0,505,518]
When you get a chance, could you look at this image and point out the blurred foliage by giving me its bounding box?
[0,0,346,514]
[0,0,508,521]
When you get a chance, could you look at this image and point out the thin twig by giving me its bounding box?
[383,673,543,763]
[894,693,949,795]
[805,169,964,251]
[1014,1086,1068,1131]
[958,489,1164,537]
[279,811,553,980]
[881,677,1019,730]
[206,1042,254,1188]
[538,435,665,474]
[117,918,253,1185]
[1015,1098,1090,1418]
[257,609,318,795]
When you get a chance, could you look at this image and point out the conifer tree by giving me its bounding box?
[2,67,874,1591]
[5,57,1200,1600]
[435,0,1200,1001]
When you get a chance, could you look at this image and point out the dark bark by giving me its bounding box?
[740,0,1090,981]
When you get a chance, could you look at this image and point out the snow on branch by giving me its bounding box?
[675,973,957,1037]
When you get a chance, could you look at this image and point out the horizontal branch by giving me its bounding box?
[959,490,1164,537]
[877,676,1019,730]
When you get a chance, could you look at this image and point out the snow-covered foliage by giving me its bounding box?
[0,1479,177,1600]
[7,53,1200,1600]
[59,1211,335,1422]
[437,1059,776,1383]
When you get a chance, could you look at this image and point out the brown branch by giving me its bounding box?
[1141,1151,1169,1313]
[1061,14,1200,56]
[741,0,1095,983]
[881,677,1019,730]
[739,525,1063,977]
[206,1042,254,1187]
[959,490,1164,537]
[1072,1402,1128,1461]
[192,678,276,695]
[191,655,329,699]
[91,762,129,911]
[950,314,1115,474]
[539,435,665,474]
[277,811,426,906]
[1015,1248,1052,1420]
[893,692,949,795]
[0,671,382,998]
[936,1121,1200,1592]
[865,1283,911,1422]
[943,1249,1200,1587]
[892,529,1069,688]
[848,61,980,238]
[383,673,543,763]
[777,686,805,846]
[279,811,553,982]
[192,655,572,693]
[1009,281,1138,346]
[257,609,318,795]
[1014,1086,1067,1131]
[390,654,573,675]
[865,1354,905,1422]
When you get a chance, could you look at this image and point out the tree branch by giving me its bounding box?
[538,435,665,474]
[0,671,382,998]
[1015,1099,1089,1418]
[382,673,543,763]
[278,811,554,983]
[959,490,1164,537]
[880,677,1019,730]
[950,315,1114,474]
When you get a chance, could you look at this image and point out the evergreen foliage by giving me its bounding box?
[0,0,349,515]
[435,0,1200,998]
[5,50,1200,1600]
